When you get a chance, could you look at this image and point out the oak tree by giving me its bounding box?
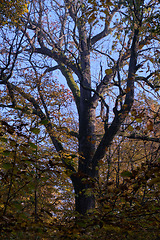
[0,0,160,215]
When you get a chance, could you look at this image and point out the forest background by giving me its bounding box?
[0,0,160,239]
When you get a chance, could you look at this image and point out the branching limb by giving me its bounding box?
[33,46,80,77]
[57,4,69,48]
[92,27,140,174]
[90,6,121,46]
[79,77,109,127]
[92,48,116,64]
[1,80,76,173]
[91,72,113,109]
[0,27,26,82]
[123,133,160,143]
[29,60,51,121]
[59,63,80,114]
[135,72,160,90]
[6,82,17,107]
[43,65,60,74]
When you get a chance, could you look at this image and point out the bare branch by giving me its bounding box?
[135,72,160,90]
[92,48,116,63]
[44,65,60,74]
[33,46,80,77]
[90,6,120,46]
[59,64,80,114]
[124,133,160,143]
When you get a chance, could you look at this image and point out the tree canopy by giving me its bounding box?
[0,0,28,26]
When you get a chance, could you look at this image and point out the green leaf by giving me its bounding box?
[12,201,22,210]
[2,162,12,169]
[39,119,49,125]
[29,142,37,149]
[9,139,17,146]
[121,171,132,178]
[0,137,8,143]
[30,127,40,134]
[77,221,86,228]
[2,150,11,156]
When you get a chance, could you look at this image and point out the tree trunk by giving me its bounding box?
[72,171,96,214]
[75,183,95,215]
[76,104,97,214]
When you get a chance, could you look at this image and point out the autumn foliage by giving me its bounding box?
[0,0,28,26]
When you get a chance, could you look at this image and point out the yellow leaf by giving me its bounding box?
[105,69,112,75]
[135,118,142,123]
[124,87,131,93]
[128,125,134,131]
